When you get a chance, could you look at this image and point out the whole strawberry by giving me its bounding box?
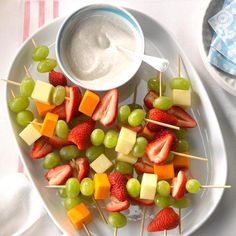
[49,70,67,86]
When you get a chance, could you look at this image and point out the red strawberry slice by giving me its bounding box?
[145,131,175,164]
[171,170,187,199]
[65,86,82,123]
[130,197,155,206]
[48,136,73,148]
[68,119,95,150]
[92,89,118,126]
[31,137,53,159]
[116,123,143,133]
[111,184,128,202]
[144,90,159,109]
[51,103,66,119]
[108,172,127,186]
[45,164,73,185]
[134,161,154,174]
[167,106,197,128]
[154,129,178,150]
[147,108,177,132]
[70,157,89,182]
[49,70,67,86]
[147,207,180,232]
[105,196,130,212]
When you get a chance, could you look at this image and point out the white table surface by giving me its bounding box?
[0,0,235,235]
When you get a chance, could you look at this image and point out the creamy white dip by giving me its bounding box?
[68,12,139,82]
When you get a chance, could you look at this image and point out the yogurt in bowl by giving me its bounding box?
[56,4,144,91]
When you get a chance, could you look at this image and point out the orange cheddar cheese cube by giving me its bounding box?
[78,90,100,117]
[35,100,55,117]
[142,125,156,140]
[173,153,190,169]
[40,112,58,137]
[154,162,174,180]
[94,173,111,200]
[67,203,92,229]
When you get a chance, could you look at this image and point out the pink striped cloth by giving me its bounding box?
[18,0,59,172]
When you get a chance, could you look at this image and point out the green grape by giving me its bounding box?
[103,130,118,149]
[137,174,143,183]
[126,178,141,198]
[147,77,166,93]
[128,103,143,111]
[173,196,190,208]
[165,152,174,163]
[173,128,187,139]
[64,197,81,211]
[153,96,172,110]
[43,152,61,169]
[174,139,189,152]
[108,212,127,228]
[37,58,57,73]
[8,96,29,113]
[170,77,190,90]
[80,178,94,197]
[16,110,34,127]
[20,77,35,97]
[90,129,105,146]
[154,194,175,208]
[52,85,66,106]
[156,180,171,197]
[59,145,80,161]
[32,45,49,61]
[65,178,80,198]
[132,136,148,157]
[128,109,145,127]
[58,188,67,198]
[118,105,131,123]
[85,145,105,163]
[186,179,201,193]
[56,120,69,139]
[115,161,133,175]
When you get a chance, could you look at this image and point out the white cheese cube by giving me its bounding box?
[117,152,138,165]
[19,123,42,145]
[115,127,136,154]
[140,173,158,200]
[90,154,113,173]
[31,80,53,104]
[172,89,191,107]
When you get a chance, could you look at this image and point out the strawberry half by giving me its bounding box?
[49,70,67,86]
[48,136,72,148]
[109,172,127,186]
[154,129,177,150]
[68,119,95,150]
[51,104,66,120]
[105,196,130,212]
[92,89,118,126]
[144,90,159,109]
[45,164,73,185]
[167,106,197,128]
[111,184,128,202]
[116,123,143,134]
[147,108,177,132]
[145,131,175,164]
[130,197,155,206]
[65,86,82,123]
[134,161,154,174]
[31,137,53,159]
[171,170,187,199]
[70,157,89,182]
[147,207,179,232]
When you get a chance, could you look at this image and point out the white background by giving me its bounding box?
[0,0,235,235]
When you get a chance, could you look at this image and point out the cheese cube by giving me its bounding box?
[154,162,175,180]
[40,112,58,137]
[172,89,191,107]
[115,127,136,154]
[31,80,53,104]
[173,153,190,169]
[117,152,138,165]
[79,90,100,117]
[94,173,111,200]
[19,122,42,145]
[90,154,113,173]
[140,173,158,200]
[35,100,55,117]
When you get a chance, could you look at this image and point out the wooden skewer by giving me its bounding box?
[159,72,162,97]
[164,229,167,236]
[144,118,180,130]
[31,38,37,48]
[177,55,181,78]
[11,89,16,98]
[114,227,118,236]
[178,208,182,235]
[201,185,231,189]
[1,79,20,86]
[92,197,108,224]
[24,65,31,78]
[171,151,208,162]
[140,206,146,236]
[83,223,92,236]
[45,185,66,188]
